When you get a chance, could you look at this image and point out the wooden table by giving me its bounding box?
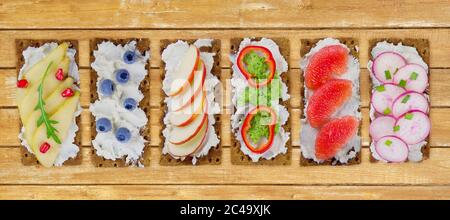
[1,0,450,200]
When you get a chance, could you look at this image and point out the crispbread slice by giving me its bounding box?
[159,39,222,165]
[299,38,362,166]
[368,38,430,162]
[16,39,82,166]
[89,38,151,167]
[229,37,292,165]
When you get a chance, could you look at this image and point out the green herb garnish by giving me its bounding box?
[384,70,392,80]
[247,111,279,143]
[34,62,61,144]
[399,79,407,88]
[376,85,386,92]
[243,51,269,80]
[410,72,418,80]
[405,113,414,120]
[383,107,392,115]
[385,139,393,146]
[393,125,400,132]
[401,95,411,104]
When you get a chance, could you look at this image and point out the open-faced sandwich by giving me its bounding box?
[16,40,81,167]
[90,39,150,167]
[368,39,430,163]
[300,38,361,165]
[160,39,221,165]
[230,38,291,164]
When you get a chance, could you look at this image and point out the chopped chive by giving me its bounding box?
[399,79,407,88]
[385,139,393,146]
[405,113,414,120]
[410,72,418,80]
[383,107,392,115]
[401,95,411,104]
[376,85,386,92]
[385,70,392,80]
[394,125,400,132]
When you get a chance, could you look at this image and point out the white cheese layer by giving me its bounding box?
[18,42,81,166]
[90,41,149,166]
[368,41,429,162]
[230,38,290,162]
[299,38,362,164]
[161,39,220,165]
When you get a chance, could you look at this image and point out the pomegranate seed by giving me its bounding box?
[55,68,64,81]
[61,88,74,97]
[39,142,51,154]
[17,79,28,88]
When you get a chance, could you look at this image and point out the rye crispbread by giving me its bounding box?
[159,39,222,165]
[299,38,362,166]
[89,38,151,167]
[368,38,430,162]
[16,39,82,166]
[229,37,292,165]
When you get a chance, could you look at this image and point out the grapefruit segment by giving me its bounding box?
[305,45,349,90]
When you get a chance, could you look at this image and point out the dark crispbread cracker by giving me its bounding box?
[159,39,222,165]
[299,38,362,166]
[368,38,430,162]
[229,37,292,165]
[89,38,151,167]
[15,39,82,166]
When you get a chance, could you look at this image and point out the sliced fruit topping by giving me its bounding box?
[169,112,208,145]
[307,79,352,128]
[371,83,405,115]
[305,45,349,90]
[99,79,115,96]
[315,116,359,161]
[115,69,130,84]
[393,64,428,93]
[55,68,65,81]
[168,45,199,96]
[241,105,278,154]
[392,91,429,118]
[372,51,407,83]
[394,110,430,145]
[123,98,137,111]
[17,79,29,88]
[61,88,74,98]
[167,115,209,157]
[375,135,409,163]
[369,116,396,141]
[96,118,112,133]
[115,127,131,143]
[123,50,136,64]
[237,45,276,88]
[39,142,51,154]
[169,91,206,127]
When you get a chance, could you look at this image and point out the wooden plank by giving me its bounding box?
[0,185,449,200]
[1,0,450,29]
[2,29,450,68]
[0,147,450,185]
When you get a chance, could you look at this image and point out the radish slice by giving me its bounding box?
[370,116,396,141]
[392,91,429,118]
[375,135,409,163]
[371,83,406,115]
[372,52,407,83]
[394,110,430,145]
[393,64,428,93]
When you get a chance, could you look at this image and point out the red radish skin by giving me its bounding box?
[371,83,406,115]
[392,91,429,118]
[375,135,409,163]
[372,51,407,83]
[369,116,396,141]
[393,64,428,93]
[394,110,430,145]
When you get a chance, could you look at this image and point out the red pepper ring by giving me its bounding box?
[237,45,276,88]
[241,106,277,154]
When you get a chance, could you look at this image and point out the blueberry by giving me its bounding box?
[115,69,130,84]
[99,79,115,96]
[115,127,131,143]
[123,50,136,64]
[123,98,137,111]
[96,118,112,133]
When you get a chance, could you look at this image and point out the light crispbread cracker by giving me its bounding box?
[89,38,151,167]
[368,38,430,162]
[16,39,82,166]
[299,38,362,166]
[159,39,222,166]
[229,37,292,165]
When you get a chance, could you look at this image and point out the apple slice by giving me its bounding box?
[167,45,199,96]
[167,115,209,157]
[169,61,206,111]
[169,90,206,127]
[31,91,80,167]
[169,105,208,145]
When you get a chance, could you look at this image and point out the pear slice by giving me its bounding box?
[16,43,68,102]
[23,78,75,146]
[30,91,80,167]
